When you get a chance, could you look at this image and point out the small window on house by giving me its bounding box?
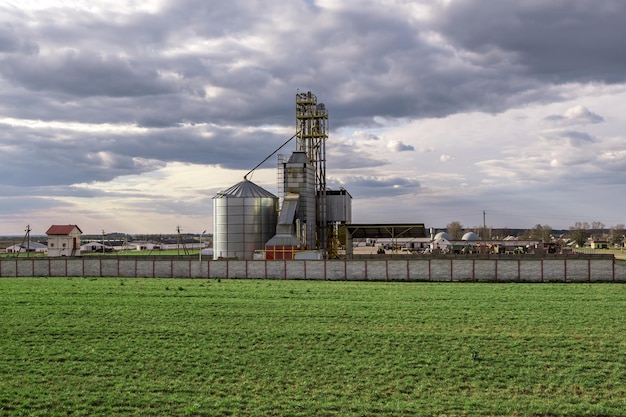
[62,243,66,248]
[50,243,54,248]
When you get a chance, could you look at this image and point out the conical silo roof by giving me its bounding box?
[213,179,277,199]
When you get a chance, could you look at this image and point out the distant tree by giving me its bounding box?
[469,225,490,240]
[608,224,625,246]
[575,221,591,230]
[518,225,551,241]
[491,229,501,239]
[569,222,591,247]
[528,224,552,242]
[591,221,605,230]
[590,221,606,239]
[528,224,541,241]
[446,221,464,240]
[491,228,514,239]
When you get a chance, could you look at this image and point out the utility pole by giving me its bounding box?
[25,225,31,258]
[199,229,206,273]
[483,210,486,240]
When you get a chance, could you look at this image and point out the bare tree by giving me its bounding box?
[574,221,591,230]
[590,221,606,238]
[528,224,552,242]
[446,221,464,240]
[569,222,591,247]
[609,224,625,246]
[518,224,551,241]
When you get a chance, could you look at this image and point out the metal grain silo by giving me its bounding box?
[212,180,278,260]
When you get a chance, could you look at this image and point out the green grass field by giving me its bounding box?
[1,279,625,416]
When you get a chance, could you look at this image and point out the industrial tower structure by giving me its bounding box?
[214,91,425,261]
[216,91,350,260]
[295,91,328,253]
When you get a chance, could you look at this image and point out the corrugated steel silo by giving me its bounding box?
[212,180,278,260]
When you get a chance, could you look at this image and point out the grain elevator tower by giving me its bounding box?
[295,91,328,251]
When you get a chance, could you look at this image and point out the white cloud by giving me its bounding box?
[543,105,604,127]
[387,140,414,152]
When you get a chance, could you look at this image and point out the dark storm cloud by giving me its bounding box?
[327,140,388,170]
[0,123,163,187]
[0,196,71,216]
[121,126,300,170]
[0,184,103,199]
[2,51,176,97]
[0,26,39,55]
[339,176,421,198]
[0,0,512,131]
[1,0,625,192]
[432,0,626,83]
[0,120,304,188]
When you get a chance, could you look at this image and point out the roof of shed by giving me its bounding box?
[343,224,427,239]
[46,225,83,235]
[10,241,48,249]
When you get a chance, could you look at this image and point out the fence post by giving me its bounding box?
[612,259,615,281]
[406,259,410,281]
[450,258,453,281]
[494,258,498,282]
[428,258,432,281]
[472,259,475,281]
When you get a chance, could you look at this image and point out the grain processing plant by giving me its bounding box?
[212,92,352,260]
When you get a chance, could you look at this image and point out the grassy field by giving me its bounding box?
[1,279,625,416]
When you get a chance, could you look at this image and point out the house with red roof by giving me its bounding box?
[46,225,83,257]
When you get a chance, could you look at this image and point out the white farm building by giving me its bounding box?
[5,241,47,254]
[46,224,82,257]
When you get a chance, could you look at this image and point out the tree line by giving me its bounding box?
[445,221,625,247]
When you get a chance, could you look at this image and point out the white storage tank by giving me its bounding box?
[213,180,278,260]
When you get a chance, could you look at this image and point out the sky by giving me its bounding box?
[2,0,626,236]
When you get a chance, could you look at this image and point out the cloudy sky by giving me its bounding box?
[2,0,626,236]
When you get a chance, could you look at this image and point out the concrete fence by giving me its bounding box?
[1,255,624,282]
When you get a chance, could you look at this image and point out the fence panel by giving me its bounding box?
[0,256,619,282]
